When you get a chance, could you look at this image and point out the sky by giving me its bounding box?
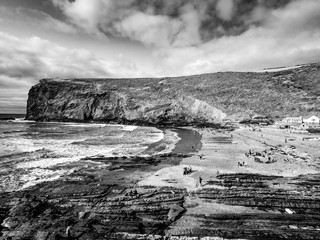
[1,0,320,113]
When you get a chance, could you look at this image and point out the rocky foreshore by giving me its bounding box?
[1,171,320,239]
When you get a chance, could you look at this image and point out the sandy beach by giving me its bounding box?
[134,125,320,238]
[139,125,320,190]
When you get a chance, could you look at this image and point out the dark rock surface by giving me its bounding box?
[180,173,320,239]
[26,78,226,126]
[26,63,320,125]
[0,180,187,239]
[2,173,320,239]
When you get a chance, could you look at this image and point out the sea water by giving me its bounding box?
[0,116,180,191]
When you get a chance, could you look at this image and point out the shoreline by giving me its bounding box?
[1,122,320,239]
[0,122,200,192]
[138,125,320,189]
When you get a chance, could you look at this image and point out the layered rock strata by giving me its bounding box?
[1,173,320,239]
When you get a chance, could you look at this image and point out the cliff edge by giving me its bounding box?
[26,63,320,125]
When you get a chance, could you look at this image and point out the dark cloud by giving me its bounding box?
[51,0,293,45]
[48,0,320,76]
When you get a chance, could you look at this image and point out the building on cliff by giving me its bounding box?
[303,116,320,126]
[282,116,303,124]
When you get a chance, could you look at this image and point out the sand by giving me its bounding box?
[137,125,320,237]
[138,125,320,190]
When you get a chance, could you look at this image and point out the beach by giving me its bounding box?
[1,122,320,239]
[139,125,320,190]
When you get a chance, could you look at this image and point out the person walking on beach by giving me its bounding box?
[199,176,203,187]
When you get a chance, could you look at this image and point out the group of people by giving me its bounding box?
[237,161,247,167]
[182,166,203,187]
[125,189,139,196]
[183,166,192,175]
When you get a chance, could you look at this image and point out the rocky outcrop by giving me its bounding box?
[26,78,226,126]
[181,173,320,239]
[26,63,320,124]
[0,183,187,239]
[2,173,320,239]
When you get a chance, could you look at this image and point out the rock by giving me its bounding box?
[254,156,268,163]
[1,217,19,229]
[26,79,226,126]
[168,204,185,221]
[25,63,320,124]
[0,184,187,239]
[35,230,49,240]
[78,211,90,220]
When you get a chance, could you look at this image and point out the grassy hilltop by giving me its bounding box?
[26,63,320,125]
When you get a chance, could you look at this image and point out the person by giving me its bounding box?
[183,167,187,175]
[199,176,203,187]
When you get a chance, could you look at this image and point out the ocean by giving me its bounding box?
[0,115,184,191]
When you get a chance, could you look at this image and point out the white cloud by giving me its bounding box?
[3,0,319,79]
[50,0,320,76]
[0,31,144,78]
[50,0,204,47]
[0,31,145,112]
[216,0,235,21]
[115,12,182,47]
[151,0,320,75]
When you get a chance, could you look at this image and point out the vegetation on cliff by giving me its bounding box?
[26,63,320,125]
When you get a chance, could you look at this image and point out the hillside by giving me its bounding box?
[26,63,320,125]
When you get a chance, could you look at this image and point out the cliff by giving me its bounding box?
[26,63,320,125]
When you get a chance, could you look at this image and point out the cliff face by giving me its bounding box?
[26,78,226,125]
[26,63,320,125]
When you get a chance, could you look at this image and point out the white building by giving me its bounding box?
[282,116,303,124]
[303,116,320,126]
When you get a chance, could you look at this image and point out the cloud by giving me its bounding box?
[0,31,144,78]
[0,6,77,34]
[50,0,320,75]
[114,12,182,47]
[216,0,235,21]
[27,9,78,34]
[3,0,320,79]
[50,0,294,47]
[0,31,144,112]
[144,0,320,76]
